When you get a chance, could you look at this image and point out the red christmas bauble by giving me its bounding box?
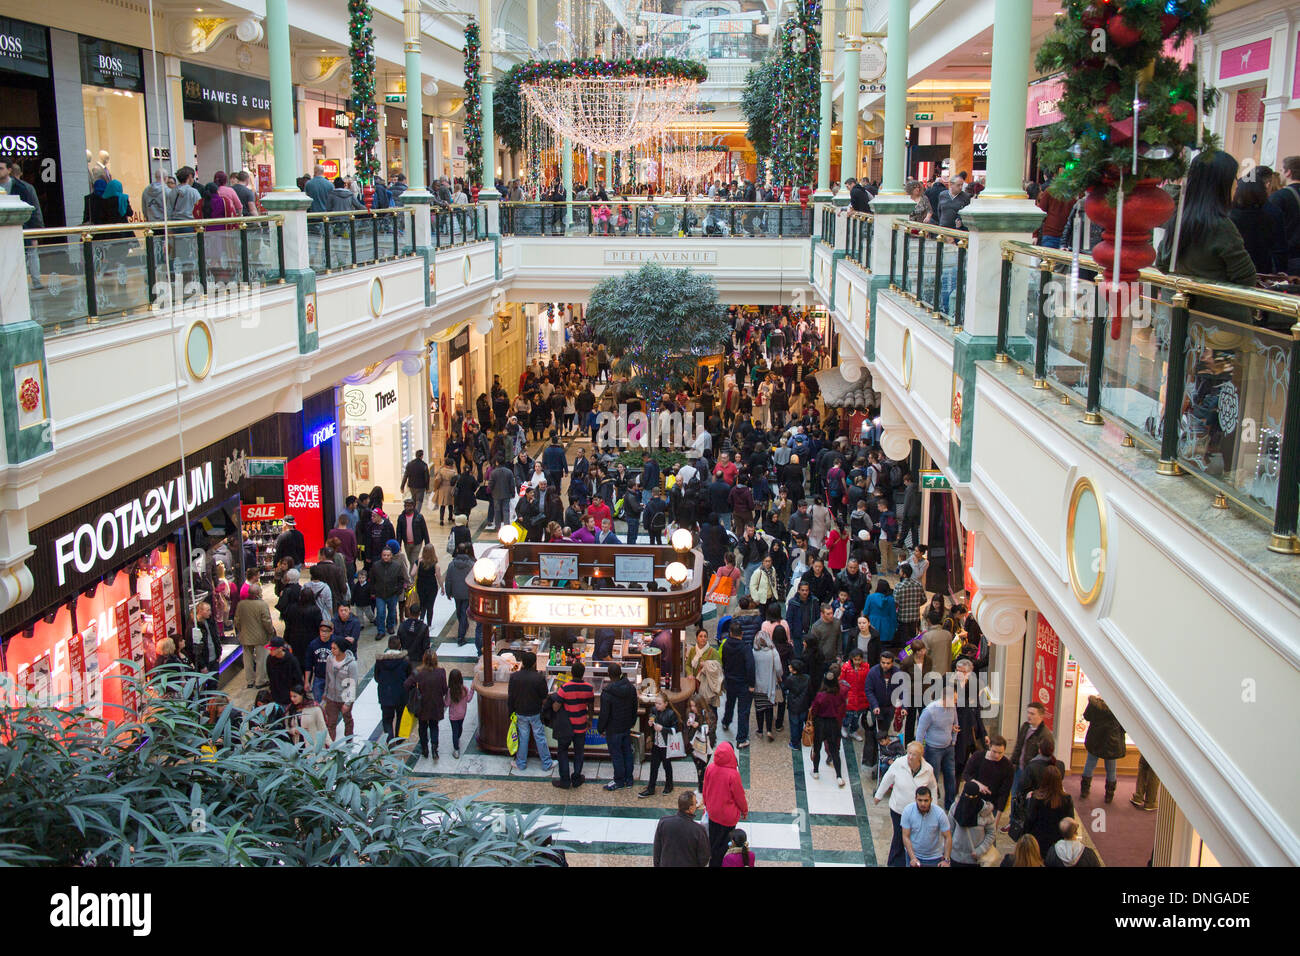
[1080,3,1107,29]
[1160,13,1180,37]
[1170,101,1196,126]
[1106,14,1143,47]
[1109,117,1134,144]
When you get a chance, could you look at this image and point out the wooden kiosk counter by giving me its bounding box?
[468,540,705,758]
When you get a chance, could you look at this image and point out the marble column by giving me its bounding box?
[403,0,429,195]
[264,0,299,192]
[837,0,863,204]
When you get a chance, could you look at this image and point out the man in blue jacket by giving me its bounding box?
[541,431,568,490]
[785,581,821,655]
[640,451,660,507]
[720,620,756,748]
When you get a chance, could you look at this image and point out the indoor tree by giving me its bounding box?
[0,667,562,866]
[585,262,731,405]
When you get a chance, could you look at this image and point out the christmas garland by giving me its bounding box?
[464,21,483,187]
[664,144,728,153]
[1036,0,1217,203]
[495,57,708,151]
[347,0,379,184]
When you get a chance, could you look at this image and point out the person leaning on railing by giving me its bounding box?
[906,181,932,223]
[1156,149,1257,323]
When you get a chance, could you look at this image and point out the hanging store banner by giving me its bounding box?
[1032,615,1061,730]
[284,446,324,561]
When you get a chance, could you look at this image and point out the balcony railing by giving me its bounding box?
[820,207,835,245]
[500,201,812,238]
[432,204,488,248]
[890,220,968,328]
[998,240,1300,553]
[845,212,874,271]
[23,216,285,337]
[306,207,416,274]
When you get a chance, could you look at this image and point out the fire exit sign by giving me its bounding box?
[913,112,934,121]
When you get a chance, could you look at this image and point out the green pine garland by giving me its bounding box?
[740,55,779,161]
[464,21,483,187]
[348,0,379,185]
[1036,0,1218,203]
[770,0,821,187]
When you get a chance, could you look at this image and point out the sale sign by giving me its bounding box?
[241,501,285,521]
[1032,615,1061,729]
[285,446,324,560]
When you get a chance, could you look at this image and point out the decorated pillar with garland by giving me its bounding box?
[463,21,483,189]
[348,0,380,186]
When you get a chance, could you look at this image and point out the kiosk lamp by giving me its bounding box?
[670,527,694,554]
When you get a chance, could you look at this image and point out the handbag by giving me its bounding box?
[691,727,710,760]
[1008,794,1027,840]
[665,729,687,760]
[475,483,492,502]
[506,712,520,756]
[801,715,815,748]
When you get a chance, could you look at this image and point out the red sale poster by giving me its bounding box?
[161,569,179,640]
[285,446,325,560]
[127,595,145,663]
[1032,615,1061,729]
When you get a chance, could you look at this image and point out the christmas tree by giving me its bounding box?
[769,0,822,188]
[1036,0,1217,204]
[348,0,379,185]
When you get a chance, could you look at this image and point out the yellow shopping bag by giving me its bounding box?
[399,705,416,739]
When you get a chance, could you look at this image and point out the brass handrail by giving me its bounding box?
[26,214,283,239]
[893,219,968,243]
[306,207,413,220]
[848,211,875,221]
[1001,239,1300,322]
[499,200,809,207]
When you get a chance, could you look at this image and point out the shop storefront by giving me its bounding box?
[305,91,352,182]
[339,356,430,503]
[79,37,149,214]
[181,62,292,181]
[1,397,339,713]
[0,15,64,226]
[1206,21,1300,169]
[381,105,439,185]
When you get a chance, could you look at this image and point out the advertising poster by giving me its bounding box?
[81,623,102,717]
[161,570,179,641]
[127,594,146,663]
[66,631,86,709]
[1032,615,1061,729]
[115,599,139,713]
[285,446,325,559]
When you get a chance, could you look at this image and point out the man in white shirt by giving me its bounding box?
[874,740,937,868]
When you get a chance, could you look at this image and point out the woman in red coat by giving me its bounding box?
[825,523,848,572]
[839,648,871,743]
[702,741,748,867]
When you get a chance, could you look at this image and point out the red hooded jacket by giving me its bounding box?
[702,741,748,827]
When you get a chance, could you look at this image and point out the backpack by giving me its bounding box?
[540,692,561,728]
[889,463,903,488]
[372,182,392,209]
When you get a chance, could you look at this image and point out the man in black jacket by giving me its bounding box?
[720,620,756,748]
[1010,701,1054,801]
[396,603,430,665]
[400,450,431,513]
[600,662,639,791]
[273,515,306,567]
[395,498,430,563]
[541,431,568,489]
[653,790,711,867]
[507,651,553,775]
[265,637,304,707]
[847,177,871,213]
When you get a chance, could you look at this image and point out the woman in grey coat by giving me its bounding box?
[444,544,475,645]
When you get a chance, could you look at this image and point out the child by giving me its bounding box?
[445,669,474,759]
[639,694,679,798]
[352,568,375,624]
[722,828,756,867]
[686,694,714,792]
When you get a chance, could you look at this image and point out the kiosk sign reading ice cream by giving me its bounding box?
[507,593,648,628]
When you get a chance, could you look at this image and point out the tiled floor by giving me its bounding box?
[226,429,1108,866]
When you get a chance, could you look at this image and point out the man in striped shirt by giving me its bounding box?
[553,661,596,790]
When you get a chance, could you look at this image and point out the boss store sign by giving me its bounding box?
[0,16,50,79]
[79,37,145,93]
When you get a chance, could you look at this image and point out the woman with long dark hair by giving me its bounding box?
[1024,765,1075,858]
[1157,149,1256,321]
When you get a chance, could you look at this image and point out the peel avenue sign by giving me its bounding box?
[603,249,718,265]
[507,593,649,628]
